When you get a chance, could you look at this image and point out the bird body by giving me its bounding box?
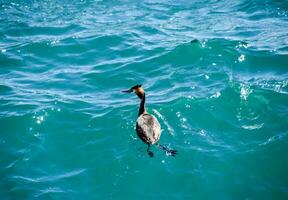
[136,113,161,145]
[122,84,176,157]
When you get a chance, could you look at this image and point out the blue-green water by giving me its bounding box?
[1,0,288,199]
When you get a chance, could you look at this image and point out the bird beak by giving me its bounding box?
[121,89,133,93]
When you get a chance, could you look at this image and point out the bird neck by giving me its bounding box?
[138,93,146,116]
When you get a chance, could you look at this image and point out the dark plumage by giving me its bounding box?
[122,84,177,157]
[136,113,161,145]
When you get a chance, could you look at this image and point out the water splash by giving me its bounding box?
[210,91,221,98]
[238,54,245,62]
[152,109,175,136]
[240,83,252,101]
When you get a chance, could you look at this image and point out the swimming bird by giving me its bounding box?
[122,84,177,157]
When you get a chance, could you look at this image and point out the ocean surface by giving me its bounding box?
[1,0,288,199]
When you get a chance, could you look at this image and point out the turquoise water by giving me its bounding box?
[1,0,288,199]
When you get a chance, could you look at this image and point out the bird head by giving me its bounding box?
[122,84,145,99]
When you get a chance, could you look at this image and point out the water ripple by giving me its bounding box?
[11,169,86,183]
[1,1,288,199]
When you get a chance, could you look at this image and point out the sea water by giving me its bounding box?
[0,0,288,199]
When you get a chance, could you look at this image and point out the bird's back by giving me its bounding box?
[136,113,161,144]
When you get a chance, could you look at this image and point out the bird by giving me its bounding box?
[122,84,177,157]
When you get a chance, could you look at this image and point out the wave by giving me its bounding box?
[1,1,288,199]
[11,169,86,183]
